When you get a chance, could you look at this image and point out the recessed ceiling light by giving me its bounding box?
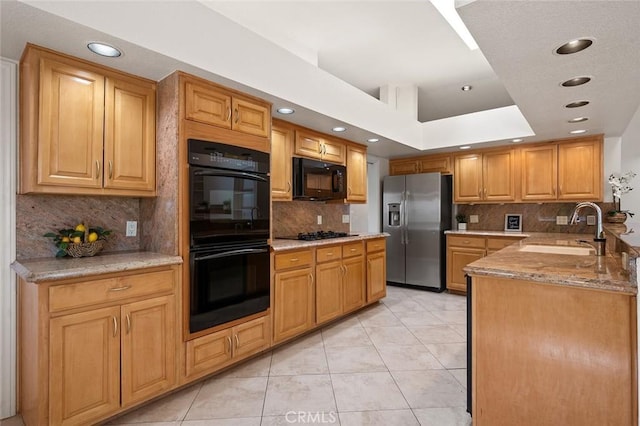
[332,126,346,132]
[459,145,471,150]
[570,129,587,134]
[276,107,295,115]
[461,85,472,91]
[565,100,590,108]
[568,117,588,123]
[367,138,379,143]
[87,42,122,58]
[512,138,523,143]
[561,77,591,87]
[555,38,593,55]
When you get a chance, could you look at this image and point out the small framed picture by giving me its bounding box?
[504,214,522,232]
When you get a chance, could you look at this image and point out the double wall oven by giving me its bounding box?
[188,139,270,334]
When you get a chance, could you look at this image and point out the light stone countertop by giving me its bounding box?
[270,232,388,251]
[11,251,183,283]
[464,233,635,294]
[445,229,531,238]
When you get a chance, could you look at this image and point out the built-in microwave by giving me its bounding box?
[292,157,347,201]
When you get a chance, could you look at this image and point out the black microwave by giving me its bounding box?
[293,157,347,201]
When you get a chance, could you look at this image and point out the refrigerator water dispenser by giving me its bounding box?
[388,203,401,226]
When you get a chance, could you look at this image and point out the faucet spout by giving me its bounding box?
[570,202,606,255]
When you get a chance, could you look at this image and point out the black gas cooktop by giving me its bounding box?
[279,231,351,241]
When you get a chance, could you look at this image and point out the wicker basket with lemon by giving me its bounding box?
[44,223,112,258]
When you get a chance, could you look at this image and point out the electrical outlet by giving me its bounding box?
[469,215,479,224]
[586,215,596,226]
[126,221,137,237]
[556,216,568,225]
[342,214,350,224]
[317,215,322,225]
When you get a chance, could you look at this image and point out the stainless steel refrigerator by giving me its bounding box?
[383,173,452,291]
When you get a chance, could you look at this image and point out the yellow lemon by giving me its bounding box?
[72,236,82,244]
[88,232,98,243]
[75,224,86,232]
[61,236,70,243]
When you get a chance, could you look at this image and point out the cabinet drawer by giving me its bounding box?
[342,242,364,258]
[274,250,312,270]
[316,246,342,263]
[49,269,174,313]
[366,239,386,253]
[447,235,486,249]
[486,237,523,251]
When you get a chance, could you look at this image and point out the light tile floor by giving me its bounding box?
[3,286,472,426]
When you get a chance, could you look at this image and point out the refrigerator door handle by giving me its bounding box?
[403,191,409,245]
[400,191,406,245]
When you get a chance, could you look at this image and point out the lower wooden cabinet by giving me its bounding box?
[366,239,387,302]
[20,265,180,426]
[185,315,270,381]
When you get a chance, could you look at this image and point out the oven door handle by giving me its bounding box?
[193,169,268,182]
[194,248,269,261]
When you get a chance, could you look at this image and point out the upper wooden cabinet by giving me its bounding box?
[346,144,367,203]
[294,129,346,164]
[454,149,516,203]
[20,44,156,197]
[184,79,270,138]
[389,154,452,175]
[271,121,294,201]
[521,136,603,202]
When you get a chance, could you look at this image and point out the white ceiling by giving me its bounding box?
[1,0,639,159]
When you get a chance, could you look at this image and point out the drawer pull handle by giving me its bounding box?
[112,317,118,337]
[126,314,131,333]
[327,252,334,256]
[309,273,314,285]
[96,160,100,179]
[350,248,356,252]
[290,258,299,262]
[108,160,113,179]
[287,181,291,193]
[226,107,231,122]
[109,285,131,292]
[226,336,232,353]
[234,334,239,348]
[234,108,239,123]
[463,240,470,244]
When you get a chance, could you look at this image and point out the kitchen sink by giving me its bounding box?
[519,244,595,256]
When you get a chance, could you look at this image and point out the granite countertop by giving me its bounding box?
[445,229,531,238]
[11,251,183,283]
[271,232,389,251]
[464,233,635,294]
[604,222,640,254]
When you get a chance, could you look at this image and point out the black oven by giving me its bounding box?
[188,139,270,333]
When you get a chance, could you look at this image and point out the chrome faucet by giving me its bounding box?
[570,202,606,256]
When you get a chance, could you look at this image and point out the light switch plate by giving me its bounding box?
[317,215,322,225]
[469,215,479,224]
[556,216,568,225]
[342,214,350,223]
[586,215,596,226]
[126,221,137,237]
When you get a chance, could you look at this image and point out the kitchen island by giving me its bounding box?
[465,233,637,426]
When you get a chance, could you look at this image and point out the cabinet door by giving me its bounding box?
[271,124,293,201]
[343,256,365,313]
[185,328,233,380]
[483,150,515,201]
[315,261,343,325]
[104,77,156,193]
[232,315,270,359]
[50,306,120,426]
[389,159,418,175]
[121,295,176,407]
[294,130,324,160]
[184,81,231,128]
[418,155,452,174]
[367,251,387,302]
[521,145,557,201]
[346,145,367,202]
[454,154,483,202]
[232,98,270,137]
[558,139,602,201]
[446,247,485,293]
[322,138,346,165]
[38,57,104,189]
[273,267,314,343]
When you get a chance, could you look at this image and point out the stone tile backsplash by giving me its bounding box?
[16,194,141,259]
[272,201,350,237]
[456,202,615,234]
